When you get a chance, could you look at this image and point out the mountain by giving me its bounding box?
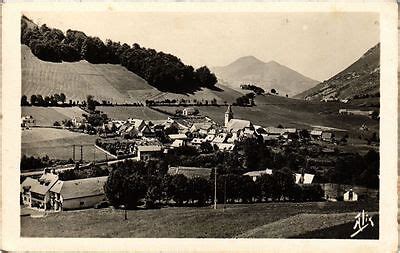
[21,45,242,104]
[295,44,380,101]
[212,56,319,97]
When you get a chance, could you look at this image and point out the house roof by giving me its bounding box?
[171,140,184,147]
[212,133,227,143]
[168,134,188,140]
[205,134,215,142]
[168,166,212,179]
[284,128,297,133]
[310,130,323,136]
[50,176,108,200]
[295,173,315,184]
[21,177,40,192]
[226,119,252,132]
[28,173,59,195]
[322,132,333,139]
[243,169,273,177]
[137,145,163,152]
[215,143,235,151]
[265,127,285,135]
[191,138,206,144]
[261,134,280,141]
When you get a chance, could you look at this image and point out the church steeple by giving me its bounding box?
[225,105,233,127]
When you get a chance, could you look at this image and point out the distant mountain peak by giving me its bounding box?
[231,55,265,65]
[212,56,319,97]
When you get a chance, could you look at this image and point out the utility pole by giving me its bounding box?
[214,168,217,210]
[223,177,227,210]
[72,145,75,161]
[93,145,96,164]
[80,145,83,162]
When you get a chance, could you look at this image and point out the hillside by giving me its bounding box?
[212,56,319,97]
[22,45,242,104]
[295,44,380,101]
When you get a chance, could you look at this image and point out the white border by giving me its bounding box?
[2,2,398,252]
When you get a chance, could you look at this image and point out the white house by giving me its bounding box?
[295,173,315,184]
[344,189,358,201]
[182,107,197,116]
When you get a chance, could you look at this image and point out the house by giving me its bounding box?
[243,169,273,181]
[205,134,215,142]
[343,189,358,201]
[214,143,235,151]
[339,109,374,117]
[321,132,334,142]
[49,176,108,210]
[261,134,280,142]
[21,177,41,207]
[310,130,323,140]
[295,173,314,184]
[191,138,206,146]
[212,133,227,144]
[168,133,188,141]
[21,172,59,210]
[265,127,285,136]
[167,166,212,179]
[182,107,197,116]
[137,145,163,161]
[21,115,35,127]
[171,139,185,148]
[190,122,213,135]
[226,132,239,143]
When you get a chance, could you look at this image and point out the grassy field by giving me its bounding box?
[153,96,379,133]
[97,106,168,121]
[21,107,86,126]
[21,201,378,238]
[21,128,106,162]
[22,45,241,104]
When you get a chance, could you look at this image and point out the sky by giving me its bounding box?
[24,12,379,81]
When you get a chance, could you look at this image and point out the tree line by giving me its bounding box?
[104,159,324,209]
[21,15,218,92]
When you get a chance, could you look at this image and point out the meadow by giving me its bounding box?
[21,107,86,126]
[21,128,106,162]
[21,201,378,238]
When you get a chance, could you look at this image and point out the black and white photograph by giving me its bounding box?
[1,2,398,252]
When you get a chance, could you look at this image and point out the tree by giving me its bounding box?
[104,161,148,209]
[60,93,66,104]
[30,94,37,105]
[87,95,96,112]
[199,142,214,154]
[21,95,29,106]
[271,88,277,94]
[195,66,217,88]
[169,174,189,205]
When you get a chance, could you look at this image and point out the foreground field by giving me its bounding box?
[21,201,378,238]
[22,128,105,162]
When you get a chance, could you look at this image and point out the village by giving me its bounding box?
[20,102,379,212]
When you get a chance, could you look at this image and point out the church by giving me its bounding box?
[224,105,254,134]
